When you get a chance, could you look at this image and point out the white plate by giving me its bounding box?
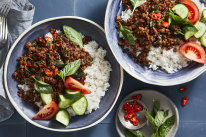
[115,89,179,137]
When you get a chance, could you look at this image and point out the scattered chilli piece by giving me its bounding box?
[151,13,161,19]
[162,22,170,27]
[182,96,188,107]
[44,68,53,77]
[44,36,53,42]
[54,67,58,76]
[132,94,142,100]
[179,86,188,93]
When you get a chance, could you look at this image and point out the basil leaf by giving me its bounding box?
[159,115,175,137]
[125,129,136,137]
[130,0,146,12]
[63,25,83,48]
[24,57,33,76]
[169,11,194,26]
[72,68,86,78]
[154,111,167,127]
[129,130,145,137]
[58,59,81,80]
[34,78,53,93]
[119,22,135,45]
[164,110,169,117]
[152,101,160,117]
[143,110,156,128]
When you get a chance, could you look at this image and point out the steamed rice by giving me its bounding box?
[120,0,206,73]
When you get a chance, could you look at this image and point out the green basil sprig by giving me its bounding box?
[63,25,83,48]
[34,78,53,93]
[125,128,145,137]
[130,0,146,13]
[143,101,175,137]
[119,22,135,45]
[58,59,81,81]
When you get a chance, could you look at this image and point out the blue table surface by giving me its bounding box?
[1,0,206,137]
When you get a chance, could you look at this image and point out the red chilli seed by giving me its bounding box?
[182,96,188,107]
[179,86,188,93]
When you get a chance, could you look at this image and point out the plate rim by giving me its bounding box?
[4,16,124,132]
[115,89,179,137]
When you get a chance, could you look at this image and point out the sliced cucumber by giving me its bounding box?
[194,21,206,38]
[58,95,74,109]
[182,26,198,40]
[55,110,70,126]
[201,9,206,22]
[200,32,206,47]
[64,89,82,101]
[40,93,52,104]
[71,96,88,115]
[172,4,189,19]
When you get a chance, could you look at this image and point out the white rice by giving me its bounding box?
[68,41,112,116]
[18,40,112,116]
[119,0,206,73]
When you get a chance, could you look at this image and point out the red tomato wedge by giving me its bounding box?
[181,0,200,24]
[179,42,206,64]
[64,77,91,94]
[32,101,59,120]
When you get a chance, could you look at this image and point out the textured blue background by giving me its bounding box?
[1,0,206,136]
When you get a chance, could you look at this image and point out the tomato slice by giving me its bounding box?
[64,77,91,94]
[32,101,59,120]
[181,0,200,24]
[179,42,206,64]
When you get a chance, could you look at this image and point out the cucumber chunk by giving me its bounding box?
[194,21,206,38]
[182,26,198,40]
[40,93,52,104]
[172,4,189,19]
[58,95,74,109]
[200,32,206,47]
[201,9,206,22]
[55,110,70,126]
[71,96,88,115]
[64,89,82,101]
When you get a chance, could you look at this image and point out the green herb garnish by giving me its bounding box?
[34,78,53,93]
[130,0,147,13]
[24,57,33,76]
[63,25,83,48]
[119,22,135,45]
[125,129,145,137]
[58,59,81,81]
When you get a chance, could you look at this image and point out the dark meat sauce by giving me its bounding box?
[13,28,93,110]
[116,0,185,66]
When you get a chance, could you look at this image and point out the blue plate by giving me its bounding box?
[4,16,123,131]
[104,0,206,86]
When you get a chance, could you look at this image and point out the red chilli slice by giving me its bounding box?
[182,96,188,107]
[179,86,188,93]
[132,94,142,100]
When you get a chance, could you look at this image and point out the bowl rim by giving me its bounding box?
[4,16,124,132]
[104,0,206,86]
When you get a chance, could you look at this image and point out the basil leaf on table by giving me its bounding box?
[154,111,167,127]
[143,110,156,128]
[130,0,146,12]
[34,78,53,93]
[119,22,135,45]
[58,59,81,81]
[63,25,83,48]
[152,101,160,117]
[159,115,175,137]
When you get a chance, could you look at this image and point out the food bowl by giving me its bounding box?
[4,16,123,131]
[104,0,206,86]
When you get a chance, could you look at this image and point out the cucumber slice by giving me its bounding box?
[64,89,82,101]
[71,96,88,115]
[201,9,206,22]
[200,32,206,47]
[194,21,206,38]
[58,95,74,109]
[172,4,189,19]
[55,110,70,126]
[182,26,198,40]
[40,93,52,104]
